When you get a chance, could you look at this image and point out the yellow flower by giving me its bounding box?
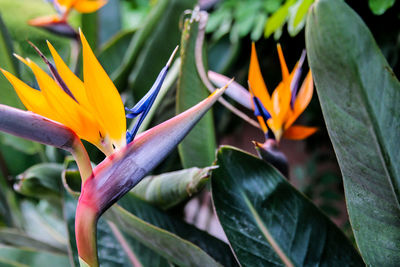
[248,43,317,142]
[0,30,126,155]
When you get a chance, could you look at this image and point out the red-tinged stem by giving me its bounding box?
[75,197,99,267]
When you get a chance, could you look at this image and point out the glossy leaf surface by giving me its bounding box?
[306,0,400,264]
[211,146,363,266]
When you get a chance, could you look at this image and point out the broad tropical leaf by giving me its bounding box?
[306,0,400,264]
[211,146,363,266]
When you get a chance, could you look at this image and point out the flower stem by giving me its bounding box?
[76,199,99,267]
[71,139,92,183]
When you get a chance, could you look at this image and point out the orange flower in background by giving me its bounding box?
[56,0,108,18]
[248,43,317,142]
[28,0,107,35]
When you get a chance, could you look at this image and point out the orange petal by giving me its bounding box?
[80,30,126,148]
[18,56,101,145]
[277,44,289,81]
[248,43,272,113]
[285,71,313,129]
[0,68,59,122]
[270,81,291,133]
[283,125,317,140]
[47,41,92,111]
[73,0,107,13]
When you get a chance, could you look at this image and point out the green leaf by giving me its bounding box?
[81,0,121,50]
[264,0,296,38]
[0,13,21,108]
[211,146,363,266]
[98,29,135,74]
[176,15,217,168]
[0,228,67,255]
[0,134,42,155]
[208,35,241,74]
[20,201,67,252]
[63,191,170,267]
[287,0,313,37]
[368,0,395,15]
[306,0,400,264]
[0,14,42,155]
[251,13,267,41]
[112,0,169,88]
[128,0,195,99]
[108,193,238,267]
[0,245,69,267]
[131,166,213,210]
[14,163,63,199]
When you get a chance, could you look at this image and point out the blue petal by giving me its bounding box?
[125,46,179,143]
[252,96,275,140]
[253,96,271,121]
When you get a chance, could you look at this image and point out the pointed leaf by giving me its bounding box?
[176,14,217,168]
[211,146,364,266]
[306,0,400,264]
[264,0,296,38]
[287,0,313,37]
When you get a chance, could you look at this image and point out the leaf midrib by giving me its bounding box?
[241,191,294,267]
[352,63,400,210]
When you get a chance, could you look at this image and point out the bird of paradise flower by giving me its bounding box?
[0,29,229,266]
[248,43,317,142]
